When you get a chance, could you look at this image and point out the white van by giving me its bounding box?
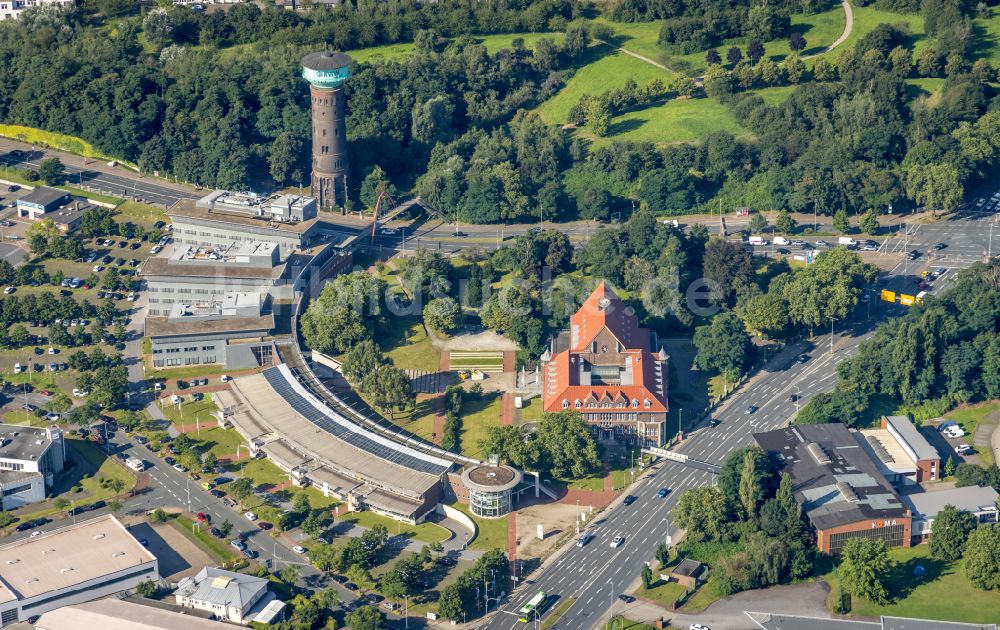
[125,457,145,472]
[749,236,767,246]
[838,237,857,246]
[773,236,790,246]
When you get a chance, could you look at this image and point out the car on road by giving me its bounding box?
[230,539,246,551]
[379,227,397,236]
[814,240,829,248]
[777,248,791,255]
[708,419,720,427]
[934,242,947,250]
[657,487,670,498]
[195,512,210,523]
[690,625,711,630]
[293,546,307,554]
[244,548,258,559]
[610,535,625,548]
[908,250,921,260]
[745,405,758,414]
[435,556,456,566]
[617,594,635,603]
[30,531,42,538]
[172,464,187,473]
[576,533,592,547]
[622,495,637,506]
[244,511,257,521]
[796,354,810,363]
[788,394,799,402]
[209,488,225,498]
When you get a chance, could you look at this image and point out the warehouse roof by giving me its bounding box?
[19,186,69,208]
[902,485,999,519]
[754,424,909,531]
[35,598,225,630]
[883,415,938,462]
[169,199,317,234]
[145,314,273,338]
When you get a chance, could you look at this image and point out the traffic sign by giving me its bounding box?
[900,294,915,306]
[880,290,896,303]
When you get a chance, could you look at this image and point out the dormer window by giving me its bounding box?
[602,345,608,353]
[574,399,581,409]
[643,399,651,408]
[632,399,639,408]
[562,399,569,409]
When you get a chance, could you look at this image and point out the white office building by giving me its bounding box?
[0,424,65,510]
[173,567,279,624]
[0,0,73,22]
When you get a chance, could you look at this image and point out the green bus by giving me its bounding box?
[517,591,547,623]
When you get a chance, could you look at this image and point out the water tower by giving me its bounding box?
[301,50,352,210]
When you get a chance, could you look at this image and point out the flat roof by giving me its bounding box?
[883,416,938,462]
[902,485,1000,518]
[0,424,57,463]
[859,429,916,475]
[0,514,156,602]
[754,424,909,532]
[169,199,316,234]
[19,187,69,207]
[145,314,273,338]
[142,256,286,280]
[35,598,227,630]
[46,201,92,226]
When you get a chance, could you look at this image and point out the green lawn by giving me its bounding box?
[226,456,289,489]
[748,85,798,105]
[943,400,1000,438]
[821,544,1000,625]
[635,579,689,608]
[450,502,508,552]
[518,396,545,424]
[841,5,927,56]
[535,45,675,125]
[657,5,847,75]
[590,95,750,145]
[159,397,218,426]
[0,123,135,167]
[458,393,503,459]
[449,355,504,370]
[403,400,438,442]
[115,200,168,226]
[337,510,450,543]
[145,363,229,381]
[380,316,439,372]
[974,6,1000,65]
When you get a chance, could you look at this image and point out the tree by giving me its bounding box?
[362,365,412,418]
[108,478,126,499]
[670,75,697,98]
[703,238,754,305]
[150,508,168,523]
[346,604,387,630]
[53,497,70,517]
[586,97,611,136]
[693,311,751,380]
[782,248,877,331]
[423,297,461,335]
[859,209,880,235]
[736,292,789,338]
[219,519,233,537]
[738,449,767,521]
[706,49,722,65]
[143,8,174,47]
[229,477,254,503]
[380,568,408,600]
[965,523,1000,590]
[641,564,654,589]
[775,209,796,234]
[135,580,158,598]
[906,163,963,215]
[727,46,743,65]
[833,209,851,233]
[38,158,65,185]
[749,212,768,233]
[280,564,301,585]
[840,538,891,605]
[674,486,728,542]
[359,165,396,210]
[293,491,311,515]
[533,411,602,479]
[930,504,977,561]
[789,32,806,52]
[0,512,14,534]
[747,40,765,65]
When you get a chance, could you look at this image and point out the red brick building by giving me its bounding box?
[540,283,669,447]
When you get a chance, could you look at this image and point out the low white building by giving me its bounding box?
[0,0,73,20]
[0,424,66,510]
[35,598,226,630]
[903,485,1000,543]
[0,515,158,626]
[173,567,278,624]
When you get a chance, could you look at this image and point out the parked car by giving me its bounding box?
[230,539,247,551]
[257,521,273,531]
[244,511,257,521]
[210,527,223,539]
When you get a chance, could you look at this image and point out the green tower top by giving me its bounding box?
[301,50,353,89]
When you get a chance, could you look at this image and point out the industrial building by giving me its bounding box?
[0,515,158,626]
[903,485,999,543]
[754,424,912,555]
[145,292,275,369]
[173,567,282,624]
[0,424,65,510]
[167,191,320,258]
[15,186,70,221]
[34,598,230,630]
[219,365,451,523]
[143,241,291,317]
[540,282,669,446]
[859,415,941,484]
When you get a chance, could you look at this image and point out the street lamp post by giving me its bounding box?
[828,316,838,355]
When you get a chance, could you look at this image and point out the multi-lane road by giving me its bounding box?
[486,210,999,630]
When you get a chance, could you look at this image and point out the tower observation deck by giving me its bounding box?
[301,51,352,211]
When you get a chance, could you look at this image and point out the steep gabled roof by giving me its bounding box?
[570,282,647,352]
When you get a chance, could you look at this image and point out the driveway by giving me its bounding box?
[620,582,833,630]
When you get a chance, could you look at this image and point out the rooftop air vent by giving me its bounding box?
[806,442,831,465]
[93,533,105,540]
[837,481,860,503]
